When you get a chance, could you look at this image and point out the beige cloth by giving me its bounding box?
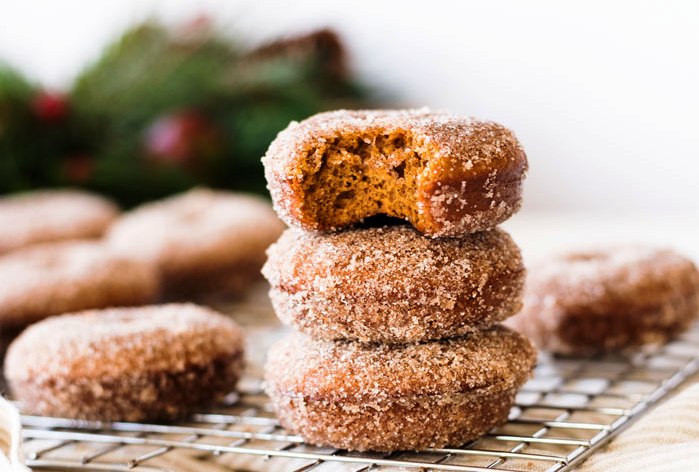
[0,396,29,472]
[579,382,699,472]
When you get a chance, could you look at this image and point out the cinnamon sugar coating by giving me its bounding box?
[107,188,285,298]
[5,304,245,421]
[265,327,536,451]
[263,109,527,237]
[0,189,119,255]
[263,225,524,343]
[506,246,699,354]
[0,241,159,330]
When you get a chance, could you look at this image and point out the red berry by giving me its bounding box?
[178,14,212,38]
[144,110,222,167]
[62,155,94,183]
[32,91,69,123]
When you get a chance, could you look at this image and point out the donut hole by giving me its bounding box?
[355,214,406,229]
[301,131,426,228]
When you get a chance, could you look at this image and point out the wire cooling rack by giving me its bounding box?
[13,322,699,472]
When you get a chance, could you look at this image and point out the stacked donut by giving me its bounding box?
[261,109,537,451]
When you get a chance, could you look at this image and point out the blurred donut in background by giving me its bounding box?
[107,188,285,299]
[0,241,160,333]
[506,246,699,355]
[0,190,119,255]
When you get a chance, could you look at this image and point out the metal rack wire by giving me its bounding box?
[15,324,699,472]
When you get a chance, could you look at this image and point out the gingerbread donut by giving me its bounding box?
[263,225,524,344]
[0,189,119,255]
[4,304,245,421]
[265,327,536,451]
[0,241,159,331]
[506,246,699,354]
[263,109,527,237]
[107,188,285,298]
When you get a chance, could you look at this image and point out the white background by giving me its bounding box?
[1,0,698,238]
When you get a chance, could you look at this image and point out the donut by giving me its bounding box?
[262,225,524,344]
[263,109,527,237]
[0,241,159,331]
[265,327,536,451]
[506,246,699,354]
[107,188,285,298]
[4,304,245,421]
[0,189,119,255]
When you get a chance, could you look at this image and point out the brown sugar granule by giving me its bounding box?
[263,109,527,237]
[263,225,525,343]
[506,246,699,354]
[4,304,245,421]
[265,327,537,451]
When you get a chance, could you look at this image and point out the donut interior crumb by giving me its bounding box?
[301,130,428,228]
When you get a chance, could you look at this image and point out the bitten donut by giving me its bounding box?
[0,189,119,255]
[107,188,285,298]
[0,241,159,330]
[263,225,525,343]
[506,246,699,354]
[265,327,536,451]
[4,304,245,421]
[263,109,527,237]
